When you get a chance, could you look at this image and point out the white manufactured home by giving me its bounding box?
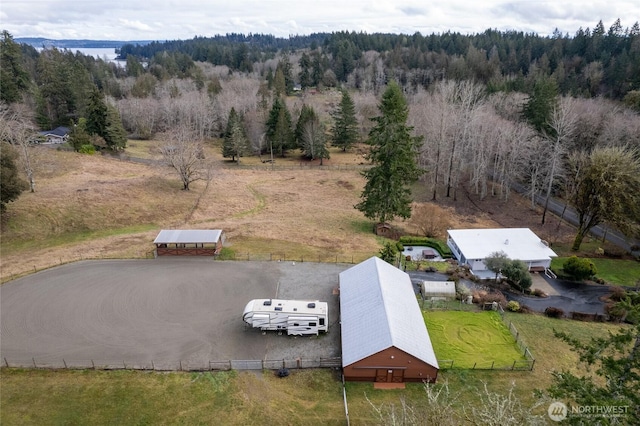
[242,299,329,336]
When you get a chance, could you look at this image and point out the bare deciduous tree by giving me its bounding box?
[540,97,578,224]
[160,125,207,191]
[0,103,39,192]
[409,203,451,238]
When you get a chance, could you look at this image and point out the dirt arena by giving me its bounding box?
[0,258,349,369]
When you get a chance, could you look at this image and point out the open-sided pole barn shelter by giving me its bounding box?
[154,229,225,256]
[339,257,439,383]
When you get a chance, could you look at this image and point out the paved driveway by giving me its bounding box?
[506,275,612,315]
[0,259,348,368]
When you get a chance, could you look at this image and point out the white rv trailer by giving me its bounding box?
[242,299,329,336]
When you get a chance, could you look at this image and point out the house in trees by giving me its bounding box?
[153,229,226,256]
[35,126,69,144]
[339,257,439,384]
[446,228,557,276]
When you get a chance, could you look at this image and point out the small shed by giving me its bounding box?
[154,229,225,256]
[340,257,439,383]
[421,281,456,300]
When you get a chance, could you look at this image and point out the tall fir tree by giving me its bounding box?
[265,97,294,157]
[298,53,313,89]
[331,89,359,152]
[0,31,30,104]
[104,104,127,151]
[85,88,108,139]
[295,104,318,148]
[522,75,558,137]
[356,81,423,225]
[223,107,249,162]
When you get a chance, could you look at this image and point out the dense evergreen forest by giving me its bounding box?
[1,20,640,239]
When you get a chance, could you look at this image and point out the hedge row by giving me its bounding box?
[398,236,453,258]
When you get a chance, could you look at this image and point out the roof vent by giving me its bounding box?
[307,303,316,308]
[504,239,509,245]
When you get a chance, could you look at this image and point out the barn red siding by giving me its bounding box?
[343,347,438,383]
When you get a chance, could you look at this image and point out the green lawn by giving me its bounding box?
[1,313,628,425]
[551,257,640,287]
[423,310,527,369]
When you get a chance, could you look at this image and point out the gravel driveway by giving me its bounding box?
[0,259,349,369]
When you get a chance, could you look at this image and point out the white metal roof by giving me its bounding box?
[339,257,439,369]
[421,281,456,296]
[447,228,557,261]
[153,229,223,244]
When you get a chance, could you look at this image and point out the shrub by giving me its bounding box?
[544,306,564,318]
[608,286,627,302]
[507,300,521,312]
[398,236,452,258]
[532,288,548,298]
[79,144,96,154]
[563,256,597,281]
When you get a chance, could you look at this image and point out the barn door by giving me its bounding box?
[375,369,387,382]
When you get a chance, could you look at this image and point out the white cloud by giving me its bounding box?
[1,0,638,40]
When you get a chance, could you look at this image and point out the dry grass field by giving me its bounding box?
[0,143,380,281]
[1,139,578,282]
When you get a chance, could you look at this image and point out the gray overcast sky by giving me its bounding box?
[1,0,638,41]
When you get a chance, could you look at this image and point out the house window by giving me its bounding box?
[319,318,325,326]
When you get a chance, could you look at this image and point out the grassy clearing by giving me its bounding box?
[2,314,627,424]
[424,310,526,368]
[551,257,640,286]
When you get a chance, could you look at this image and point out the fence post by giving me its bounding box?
[473,362,476,369]
[179,360,183,371]
[4,357,8,368]
[512,360,516,370]
[530,359,536,371]
[63,358,67,369]
[152,360,155,371]
[32,357,36,368]
[123,360,127,369]
[491,361,494,370]
[92,359,95,369]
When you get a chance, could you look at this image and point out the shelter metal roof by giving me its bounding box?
[447,228,557,261]
[153,229,223,244]
[339,257,438,369]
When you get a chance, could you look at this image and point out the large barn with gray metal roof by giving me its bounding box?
[339,257,439,383]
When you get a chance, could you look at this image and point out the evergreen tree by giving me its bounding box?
[103,104,127,151]
[223,107,249,162]
[0,142,28,212]
[522,75,559,136]
[68,118,92,151]
[547,305,640,424]
[0,31,30,104]
[299,116,329,164]
[331,89,359,152]
[85,88,108,138]
[265,97,294,157]
[298,52,313,89]
[295,104,318,148]
[273,67,286,97]
[356,81,423,225]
